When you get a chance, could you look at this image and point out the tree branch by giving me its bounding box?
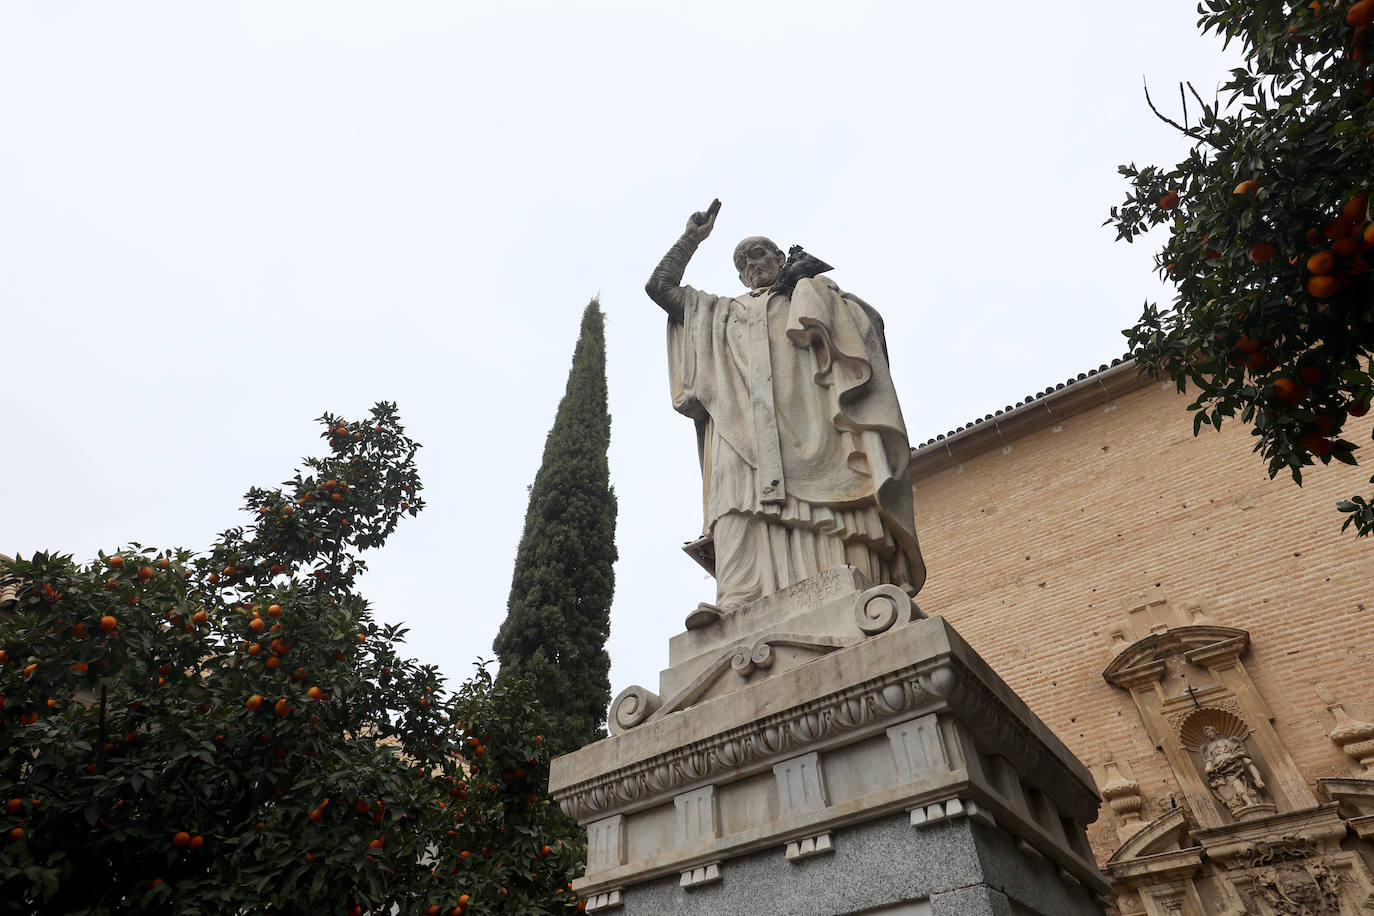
[1144,78,1220,147]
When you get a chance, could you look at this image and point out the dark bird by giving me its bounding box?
[770,245,834,293]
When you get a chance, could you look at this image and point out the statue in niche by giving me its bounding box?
[645,200,925,629]
[1198,724,1270,814]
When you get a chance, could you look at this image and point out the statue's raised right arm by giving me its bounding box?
[644,199,720,323]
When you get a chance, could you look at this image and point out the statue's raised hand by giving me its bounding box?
[683,199,721,243]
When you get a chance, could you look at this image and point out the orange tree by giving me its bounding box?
[1110,0,1374,534]
[0,404,582,915]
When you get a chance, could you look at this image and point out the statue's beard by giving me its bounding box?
[746,268,778,289]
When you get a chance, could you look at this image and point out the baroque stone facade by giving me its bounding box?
[910,361,1374,914]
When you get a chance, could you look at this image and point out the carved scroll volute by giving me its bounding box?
[854,584,923,636]
[609,685,661,736]
[731,641,774,676]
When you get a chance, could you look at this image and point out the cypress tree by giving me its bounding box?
[494,299,617,756]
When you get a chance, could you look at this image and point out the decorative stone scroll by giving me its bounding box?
[608,632,862,735]
[853,583,925,636]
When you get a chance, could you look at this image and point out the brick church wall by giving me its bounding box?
[909,366,1374,863]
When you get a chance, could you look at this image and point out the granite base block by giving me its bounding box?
[610,812,1099,916]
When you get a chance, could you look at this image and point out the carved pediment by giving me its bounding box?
[1106,806,1196,865]
[1104,625,1250,687]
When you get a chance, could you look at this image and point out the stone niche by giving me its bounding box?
[549,570,1110,915]
[1101,597,1374,915]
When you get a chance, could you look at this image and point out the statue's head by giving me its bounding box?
[1202,725,1220,740]
[733,237,785,290]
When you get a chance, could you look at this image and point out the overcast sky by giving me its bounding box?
[2,2,1240,708]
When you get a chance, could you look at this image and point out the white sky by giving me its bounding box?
[2,2,1239,707]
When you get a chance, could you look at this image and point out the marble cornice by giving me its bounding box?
[551,618,1100,825]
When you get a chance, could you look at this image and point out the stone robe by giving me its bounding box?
[667,276,925,607]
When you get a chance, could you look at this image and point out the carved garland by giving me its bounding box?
[558,658,1100,825]
[559,667,936,821]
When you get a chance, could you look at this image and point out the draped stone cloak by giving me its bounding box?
[667,276,926,596]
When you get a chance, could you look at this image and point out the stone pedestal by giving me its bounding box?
[549,570,1109,915]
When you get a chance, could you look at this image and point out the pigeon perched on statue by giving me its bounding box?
[769,245,834,294]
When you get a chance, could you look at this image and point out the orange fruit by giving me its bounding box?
[99,615,117,633]
[172,831,191,848]
[1351,396,1371,417]
[1234,179,1259,195]
[1333,236,1361,256]
[249,618,266,633]
[137,566,153,582]
[367,837,384,849]
[267,604,282,618]
[1364,222,1374,245]
[1349,0,1374,27]
[246,694,264,712]
[1345,192,1369,221]
[192,610,209,626]
[307,686,325,701]
[22,664,36,677]
[247,644,262,656]
[1325,218,1354,240]
[274,698,291,716]
[1299,432,1334,454]
[5,799,21,815]
[265,656,280,671]
[7,827,22,842]
[109,556,124,569]
[1308,274,1341,298]
[1248,242,1277,263]
[1300,365,1324,384]
[1158,190,1180,210]
[1307,250,1337,274]
[1274,378,1308,404]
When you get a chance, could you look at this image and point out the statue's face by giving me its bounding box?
[734,237,785,290]
[1203,726,1220,740]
